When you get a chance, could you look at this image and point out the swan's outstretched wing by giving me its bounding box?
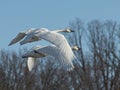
[20,29,45,45]
[22,45,46,58]
[35,30,76,61]
[20,34,41,45]
[8,32,26,46]
[27,57,36,71]
[8,29,34,46]
[19,28,73,45]
[35,45,74,71]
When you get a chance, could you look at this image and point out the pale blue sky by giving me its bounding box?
[0,0,120,51]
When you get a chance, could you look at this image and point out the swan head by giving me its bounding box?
[64,28,74,32]
[71,46,81,51]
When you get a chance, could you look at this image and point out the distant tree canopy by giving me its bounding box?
[0,19,120,90]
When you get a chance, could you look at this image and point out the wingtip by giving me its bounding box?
[8,43,12,46]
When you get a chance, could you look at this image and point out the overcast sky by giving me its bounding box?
[0,0,120,51]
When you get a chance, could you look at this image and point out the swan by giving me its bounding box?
[21,28,77,71]
[22,45,81,71]
[20,28,73,45]
[22,45,80,58]
[8,28,73,46]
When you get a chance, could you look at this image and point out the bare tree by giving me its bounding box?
[1,19,120,90]
[87,20,120,90]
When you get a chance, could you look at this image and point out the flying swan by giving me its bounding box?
[21,28,77,71]
[22,45,81,71]
[8,28,73,46]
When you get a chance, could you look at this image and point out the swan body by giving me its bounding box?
[9,28,73,46]
[22,45,80,71]
[20,28,73,45]
[21,28,76,71]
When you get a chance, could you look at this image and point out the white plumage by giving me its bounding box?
[22,45,80,71]
[21,28,76,71]
[9,27,77,71]
[34,29,76,71]
[8,28,73,46]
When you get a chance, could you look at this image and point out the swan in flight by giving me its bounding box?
[21,28,77,71]
[9,28,78,71]
[22,45,81,71]
[8,28,73,46]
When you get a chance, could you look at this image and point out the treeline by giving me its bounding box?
[0,19,120,90]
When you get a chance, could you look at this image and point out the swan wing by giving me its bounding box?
[8,29,34,46]
[22,45,46,58]
[35,45,59,57]
[35,45,74,71]
[19,29,44,45]
[35,31,76,61]
[20,35,41,45]
[8,32,26,46]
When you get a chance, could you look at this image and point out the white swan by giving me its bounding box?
[8,28,73,46]
[21,28,77,71]
[22,45,80,71]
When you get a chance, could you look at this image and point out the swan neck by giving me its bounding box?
[53,29,66,33]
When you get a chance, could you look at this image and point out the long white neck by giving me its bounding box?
[52,29,68,33]
[27,57,36,71]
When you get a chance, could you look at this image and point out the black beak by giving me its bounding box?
[70,29,74,32]
[78,47,81,51]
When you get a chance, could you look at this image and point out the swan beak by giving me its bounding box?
[78,47,81,51]
[70,29,74,32]
[8,43,12,46]
[71,30,74,32]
